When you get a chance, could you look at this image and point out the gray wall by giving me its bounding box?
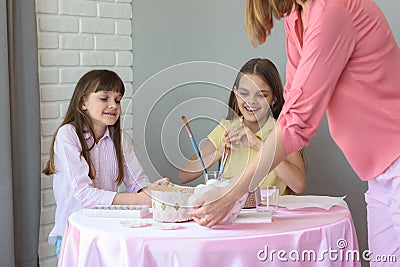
[132,0,286,181]
[132,0,399,263]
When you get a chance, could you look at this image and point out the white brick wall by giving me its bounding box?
[36,0,133,265]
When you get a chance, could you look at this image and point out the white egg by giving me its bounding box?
[194,184,208,195]
[206,179,218,185]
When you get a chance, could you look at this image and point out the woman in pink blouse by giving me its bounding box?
[43,70,169,256]
[189,0,400,262]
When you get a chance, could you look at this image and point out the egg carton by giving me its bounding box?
[84,205,150,218]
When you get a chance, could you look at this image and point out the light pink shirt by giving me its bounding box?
[48,124,151,244]
[277,0,400,181]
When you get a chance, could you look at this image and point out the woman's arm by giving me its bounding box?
[188,125,287,226]
[178,140,223,183]
[273,150,306,194]
[227,123,306,193]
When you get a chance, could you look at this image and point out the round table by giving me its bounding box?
[58,205,360,267]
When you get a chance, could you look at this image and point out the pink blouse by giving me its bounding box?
[48,124,151,244]
[277,0,400,181]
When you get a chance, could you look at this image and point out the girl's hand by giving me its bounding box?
[227,122,262,150]
[142,178,171,207]
[151,178,171,187]
[219,130,231,156]
[242,127,263,150]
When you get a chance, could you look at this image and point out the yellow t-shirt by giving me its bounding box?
[207,117,290,195]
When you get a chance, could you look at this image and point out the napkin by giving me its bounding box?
[278,195,347,210]
[234,211,272,223]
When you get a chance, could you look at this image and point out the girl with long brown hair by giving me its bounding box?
[179,58,306,204]
[43,69,169,256]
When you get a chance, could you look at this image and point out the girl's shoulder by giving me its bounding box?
[55,124,81,143]
[209,118,239,138]
[57,124,77,136]
[215,119,231,133]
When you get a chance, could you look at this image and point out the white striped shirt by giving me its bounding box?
[48,124,151,244]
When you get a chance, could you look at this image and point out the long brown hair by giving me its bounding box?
[246,0,303,47]
[42,70,126,185]
[227,58,284,120]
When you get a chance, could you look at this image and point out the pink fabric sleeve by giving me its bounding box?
[284,20,300,92]
[278,6,357,155]
[54,126,116,207]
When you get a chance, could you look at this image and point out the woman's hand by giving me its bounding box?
[226,122,262,151]
[188,185,238,227]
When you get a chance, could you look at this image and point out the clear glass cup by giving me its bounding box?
[204,171,221,184]
[255,186,279,215]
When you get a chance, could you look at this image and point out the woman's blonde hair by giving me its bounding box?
[246,0,303,47]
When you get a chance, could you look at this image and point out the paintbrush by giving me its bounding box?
[219,144,230,174]
[181,116,207,177]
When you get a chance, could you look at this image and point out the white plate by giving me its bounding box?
[120,219,150,228]
[152,223,182,230]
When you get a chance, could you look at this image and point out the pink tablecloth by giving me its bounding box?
[58,206,360,267]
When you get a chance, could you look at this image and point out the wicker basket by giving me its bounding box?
[151,185,194,222]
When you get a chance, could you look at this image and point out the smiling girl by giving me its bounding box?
[43,70,169,257]
[179,58,306,201]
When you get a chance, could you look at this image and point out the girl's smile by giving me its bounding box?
[82,90,122,140]
[235,74,274,132]
[244,105,260,113]
[104,111,118,116]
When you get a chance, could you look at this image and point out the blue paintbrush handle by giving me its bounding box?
[189,136,207,175]
[219,153,228,174]
[219,150,225,173]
